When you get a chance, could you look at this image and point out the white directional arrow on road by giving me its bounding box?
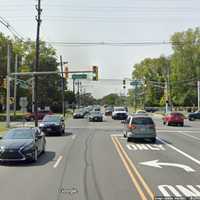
[140,160,195,173]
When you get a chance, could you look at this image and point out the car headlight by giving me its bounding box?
[39,123,44,128]
[0,146,5,152]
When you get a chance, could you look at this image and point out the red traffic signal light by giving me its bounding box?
[92,66,98,81]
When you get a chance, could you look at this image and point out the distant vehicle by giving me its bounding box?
[105,106,113,116]
[89,111,103,122]
[39,115,65,136]
[73,110,85,119]
[123,115,156,143]
[144,107,158,113]
[93,106,101,112]
[0,128,46,162]
[135,110,148,116]
[25,110,53,121]
[112,107,128,120]
[163,112,184,126]
[188,111,200,121]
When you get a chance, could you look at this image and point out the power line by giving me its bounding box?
[0,16,24,41]
[46,41,197,47]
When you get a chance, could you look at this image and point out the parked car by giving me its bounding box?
[112,107,128,120]
[73,110,85,119]
[0,128,46,162]
[123,115,156,143]
[135,110,148,116]
[39,115,65,136]
[163,112,184,126]
[188,111,200,121]
[89,111,103,122]
[25,110,53,121]
[105,106,113,116]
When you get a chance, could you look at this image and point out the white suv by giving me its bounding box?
[112,107,128,120]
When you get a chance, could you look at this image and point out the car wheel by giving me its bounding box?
[180,123,184,127]
[151,138,156,143]
[123,131,127,138]
[42,144,46,154]
[163,121,166,125]
[32,149,38,162]
[127,137,132,142]
[189,117,194,121]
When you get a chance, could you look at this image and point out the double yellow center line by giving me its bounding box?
[111,136,154,200]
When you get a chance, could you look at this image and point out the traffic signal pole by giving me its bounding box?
[13,54,18,117]
[60,56,65,117]
[6,44,11,128]
[34,0,42,127]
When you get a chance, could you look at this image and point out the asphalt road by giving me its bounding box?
[0,115,200,200]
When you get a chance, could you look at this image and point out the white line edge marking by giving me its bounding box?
[53,155,63,168]
[178,131,200,142]
[157,137,200,165]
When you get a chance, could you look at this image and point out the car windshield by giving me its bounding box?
[3,129,34,140]
[115,108,125,111]
[43,115,60,122]
[132,117,154,125]
[90,111,101,115]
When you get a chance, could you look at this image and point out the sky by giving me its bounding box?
[0,0,200,98]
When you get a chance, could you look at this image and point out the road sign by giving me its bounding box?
[72,74,87,80]
[140,160,195,172]
[19,97,28,108]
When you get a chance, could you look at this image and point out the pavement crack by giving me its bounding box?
[83,132,104,200]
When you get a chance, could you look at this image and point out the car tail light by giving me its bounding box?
[128,124,136,130]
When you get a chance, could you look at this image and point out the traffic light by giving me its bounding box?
[64,67,69,79]
[92,66,98,81]
[123,79,126,89]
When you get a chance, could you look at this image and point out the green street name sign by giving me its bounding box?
[72,74,87,80]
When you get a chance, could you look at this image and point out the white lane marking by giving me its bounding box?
[111,134,121,137]
[157,137,200,165]
[178,131,200,142]
[53,155,63,168]
[140,160,195,172]
[158,185,200,197]
[72,135,76,140]
[126,144,165,151]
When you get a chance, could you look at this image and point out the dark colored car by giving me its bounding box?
[25,110,53,121]
[0,128,46,162]
[105,107,113,116]
[163,112,184,126]
[73,110,85,119]
[39,115,65,136]
[89,111,103,122]
[188,111,200,121]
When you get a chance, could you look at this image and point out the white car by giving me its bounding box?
[112,107,128,120]
[135,110,148,116]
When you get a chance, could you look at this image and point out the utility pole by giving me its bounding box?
[198,81,200,110]
[165,81,169,113]
[13,54,18,117]
[134,84,137,112]
[60,56,65,117]
[6,44,11,128]
[77,80,80,108]
[34,0,42,127]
